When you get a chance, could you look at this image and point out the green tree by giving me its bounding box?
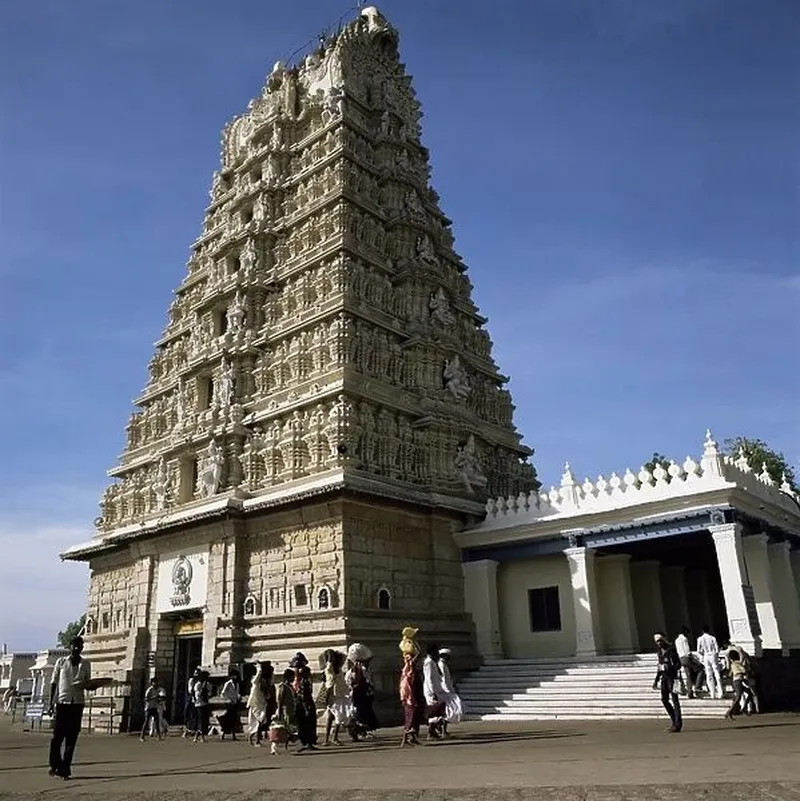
[723,436,797,492]
[57,614,86,649]
[643,452,672,481]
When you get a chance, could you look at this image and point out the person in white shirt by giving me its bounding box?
[437,648,462,735]
[422,645,446,739]
[674,627,695,699]
[192,671,212,743]
[48,636,91,780]
[141,677,165,741]
[218,672,241,741]
[697,625,723,699]
[183,667,200,738]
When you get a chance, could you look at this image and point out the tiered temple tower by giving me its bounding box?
[64,6,537,722]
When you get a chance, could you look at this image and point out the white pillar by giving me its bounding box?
[767,541,800,650]
[565,547,602,657]
[791,550,800,604]
[743,533,783,651]
[597,554,638,653]
[462,560,503,658]
[660,565,691,639]
[710,523,762,655]
[630,560,666,648]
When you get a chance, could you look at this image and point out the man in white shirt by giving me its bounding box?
[219,672,241,741]
[48,636,91,780]
[141,677,165,741]
[422,645,446,739]
[696,625,723,699]
[437,648,462,735]
[674,627,695,698]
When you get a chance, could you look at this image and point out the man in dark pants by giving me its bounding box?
[48,636,91,780]
[652,633,682,733]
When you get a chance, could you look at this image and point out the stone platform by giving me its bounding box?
[2,715,799,800]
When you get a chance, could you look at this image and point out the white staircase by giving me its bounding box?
[459,654,731,720]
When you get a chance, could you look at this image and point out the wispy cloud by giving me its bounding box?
[0,521,89,651]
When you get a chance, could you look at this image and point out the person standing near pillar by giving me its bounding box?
[674,627,695,698]
[47,636,91,780]
[652,634,683,733]
[697,625,723,699]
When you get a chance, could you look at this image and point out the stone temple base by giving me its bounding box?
[81,492,480,730]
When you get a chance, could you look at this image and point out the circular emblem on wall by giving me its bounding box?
[170,555,193,608]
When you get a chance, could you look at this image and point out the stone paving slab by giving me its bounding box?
[1,715,799,800]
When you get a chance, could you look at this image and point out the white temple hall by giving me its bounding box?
[456,432,800,713]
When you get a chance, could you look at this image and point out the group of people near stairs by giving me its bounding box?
[180,643,386,752]
[653,625,761,733]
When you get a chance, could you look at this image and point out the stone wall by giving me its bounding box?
[80,491,480,729]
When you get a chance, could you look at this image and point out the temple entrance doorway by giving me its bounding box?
[600,531,729,650]
[172,621,203,724]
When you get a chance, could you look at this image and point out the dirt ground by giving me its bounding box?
[1,714,799,800]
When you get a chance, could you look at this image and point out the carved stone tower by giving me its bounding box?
[64,6,537,722]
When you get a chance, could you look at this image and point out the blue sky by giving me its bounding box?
[1,0,797,649]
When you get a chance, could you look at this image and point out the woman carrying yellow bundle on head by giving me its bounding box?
[399,626,419,657]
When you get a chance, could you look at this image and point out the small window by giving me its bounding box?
[216,309,229,336]
[294,584,308,607]
[179,458,198,503]
[198,376,213,410]
[228,254,241,274]
[528,586,561,632]
[317,587,330,610]
[244,595,257,616]
[377,588,391,610]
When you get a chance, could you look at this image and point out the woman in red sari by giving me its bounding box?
[399,653,425,746]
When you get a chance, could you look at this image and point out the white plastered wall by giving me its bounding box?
[497,555,575,658]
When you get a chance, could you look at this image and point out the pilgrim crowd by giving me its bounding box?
[159,628,462,752]
[652,625,762,733]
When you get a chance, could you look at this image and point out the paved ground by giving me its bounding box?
[1,714,799,800]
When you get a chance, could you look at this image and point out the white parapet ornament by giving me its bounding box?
[478,429,800,531]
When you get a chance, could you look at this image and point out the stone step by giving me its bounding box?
[461,675,653,685]
[471,689,726,700]
[466,698,729,710]
[458,677,732,695]
[458,652,730,721]
[460,678,666,690]
[461,665,660,677]
[475,661,657,672]
[482,654,658,664]
[465,711,729,721]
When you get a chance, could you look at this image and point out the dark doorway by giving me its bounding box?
[172,635,202,724]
